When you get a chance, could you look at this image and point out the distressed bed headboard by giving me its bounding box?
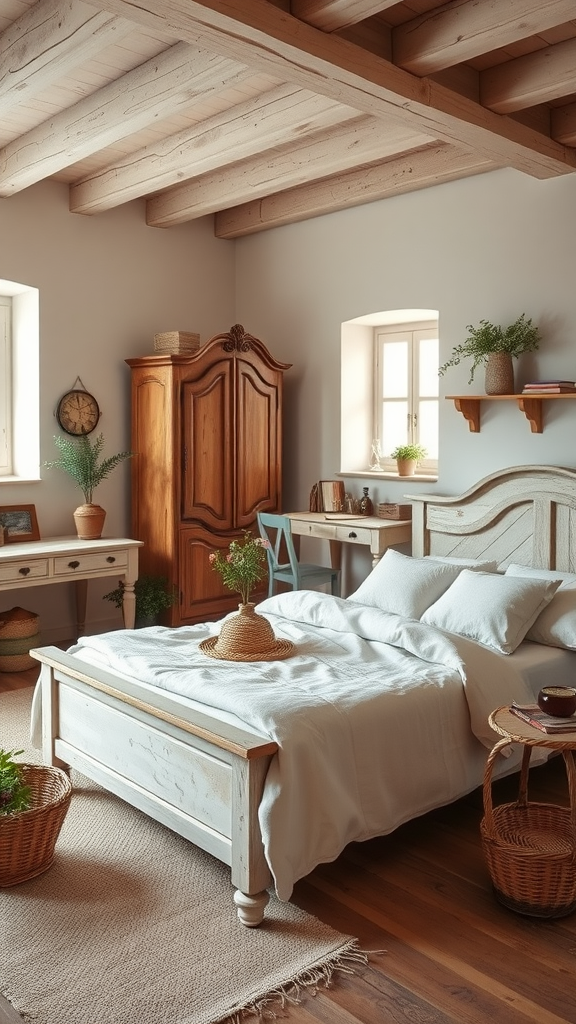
[408,465,576,572]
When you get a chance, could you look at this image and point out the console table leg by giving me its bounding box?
[74,579,88,638]
[122,580,136,629]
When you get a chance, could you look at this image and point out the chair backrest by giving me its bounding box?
[256,512,300,578]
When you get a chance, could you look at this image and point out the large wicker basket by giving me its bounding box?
[0,764,72,886]
[481,742,576,918]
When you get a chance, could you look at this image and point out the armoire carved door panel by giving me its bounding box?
[181,360,234,530]
[235,358,281,527]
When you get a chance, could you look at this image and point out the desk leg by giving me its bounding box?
[329,540,342,571]
[122,580,136,629]
[75,580,88,638]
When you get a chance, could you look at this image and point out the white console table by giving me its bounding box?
[0,536,142,636]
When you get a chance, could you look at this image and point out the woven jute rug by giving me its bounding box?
[0,689,364,1024]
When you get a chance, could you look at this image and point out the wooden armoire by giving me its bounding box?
[126,325,291,625]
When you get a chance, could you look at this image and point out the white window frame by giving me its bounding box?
[0,279,40,482]
[374,321,438,474]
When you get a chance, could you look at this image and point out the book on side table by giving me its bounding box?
[510,702,576,733]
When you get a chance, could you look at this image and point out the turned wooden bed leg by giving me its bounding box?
[234,889,270,927]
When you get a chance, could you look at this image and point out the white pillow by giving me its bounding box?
[426,555,498,572]
[505,563,576,650]
[347,548,463,619]
[421,569,561,654]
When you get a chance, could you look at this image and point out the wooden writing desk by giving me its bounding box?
[286,512,411,570]
[0,536,142,636]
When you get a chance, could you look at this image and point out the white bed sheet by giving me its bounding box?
[30,591,574,901]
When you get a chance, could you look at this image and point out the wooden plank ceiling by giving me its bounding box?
[1,0,575,237]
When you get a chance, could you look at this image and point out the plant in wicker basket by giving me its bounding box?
[0,749,31,815]
[439,314,540,394]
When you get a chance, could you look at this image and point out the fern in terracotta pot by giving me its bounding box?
[45,434,133,539]
[390,443,427,477]
[439,314,540,395]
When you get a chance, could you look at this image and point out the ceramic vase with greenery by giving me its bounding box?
[390,443,427,477]
[45,434,133,539]
[439,314,540,395]
[103,574,177,627]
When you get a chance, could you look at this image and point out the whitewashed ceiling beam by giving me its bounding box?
[290,0,398,32]
[393,0,576,76]
[215,141,496,237]
[145,117,434,226]
[481,37,576,113]
[86,0,576,177]
[0,44,251,195]
[69,86,357,213]
[0,0,134,114]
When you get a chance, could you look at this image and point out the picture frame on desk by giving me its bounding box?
[0,504,40,543]
[320,480,345,513]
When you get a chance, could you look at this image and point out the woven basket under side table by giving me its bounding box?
[481,708,576,919]
[0,764,72,886]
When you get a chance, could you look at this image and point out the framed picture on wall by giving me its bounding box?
[320,480,345,513]
[0,504,40,543]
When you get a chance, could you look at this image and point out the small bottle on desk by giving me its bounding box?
[359,487,373,516]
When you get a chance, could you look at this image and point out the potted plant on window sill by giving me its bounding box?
[103,574,177,627]
[390,444,427,477]
[44,433,133,539]
[438,314,540,395]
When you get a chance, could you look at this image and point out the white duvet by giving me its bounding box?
[37,591,548,900]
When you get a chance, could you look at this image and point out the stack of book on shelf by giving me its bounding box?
[522,379,576,394]
[510,702,576,733]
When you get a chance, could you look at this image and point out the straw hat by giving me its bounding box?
[199,604,294,662]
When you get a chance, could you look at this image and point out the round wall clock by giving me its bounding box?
[56,388,101,436]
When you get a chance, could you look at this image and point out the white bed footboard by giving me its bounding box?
[31,646,277,927]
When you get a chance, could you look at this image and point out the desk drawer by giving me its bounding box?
[333,524,372,545]
[0,558,49,583]
[294,521,372,545]
[53,550,128,576]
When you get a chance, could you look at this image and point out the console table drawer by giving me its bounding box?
[53,550,128,576]
[0,558,49,583]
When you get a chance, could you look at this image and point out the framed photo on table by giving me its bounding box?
[0,504,40,543]
[320,480,345,513]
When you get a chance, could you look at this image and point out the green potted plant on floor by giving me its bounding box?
[103,573,177,627]
[390,443,427,477]
[45,433,133,539]
[0,749,31,816]
[438,314,540,394]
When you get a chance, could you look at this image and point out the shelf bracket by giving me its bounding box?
[516,397,543,433]
[452,397,480,433]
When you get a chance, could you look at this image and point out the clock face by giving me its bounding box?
[56,389,100,436]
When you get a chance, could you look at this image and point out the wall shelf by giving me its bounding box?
[446,393,576,433]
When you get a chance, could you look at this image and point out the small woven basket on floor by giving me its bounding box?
[0,765,72,886]
[481,743,576,918]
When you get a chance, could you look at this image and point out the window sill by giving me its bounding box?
[339,470,438,483]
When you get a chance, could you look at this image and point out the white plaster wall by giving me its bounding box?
[235,167,576,588]
[0,179,235,638]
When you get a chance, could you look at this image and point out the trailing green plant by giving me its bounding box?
[390,443,427,461]
[103,574,177,622]
[208,530,269,605]
[45,433,133,504]
[0,749,32,816]
[439,314,540,384]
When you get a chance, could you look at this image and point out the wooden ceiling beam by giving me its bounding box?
[0,0,133,114]
[551,101,576,146]
[393,0,576,76]
[145,117,434,226]
[290,0,398,32]
[0,45,251,196]
[481,37,576,114]
[87,0,576,178]
[214,141,496,237]
[69,86,357,213]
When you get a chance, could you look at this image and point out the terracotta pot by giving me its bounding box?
[396,459,417,477]
[73,504,106,540]
[484,352,514,395]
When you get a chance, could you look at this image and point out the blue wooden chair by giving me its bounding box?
[257,512,341,598]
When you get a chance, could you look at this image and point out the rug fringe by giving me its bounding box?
[220,940,384,1024]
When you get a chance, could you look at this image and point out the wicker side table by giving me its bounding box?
[481,706,576,918]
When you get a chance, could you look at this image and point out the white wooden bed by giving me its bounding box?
[30,465,576,926]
